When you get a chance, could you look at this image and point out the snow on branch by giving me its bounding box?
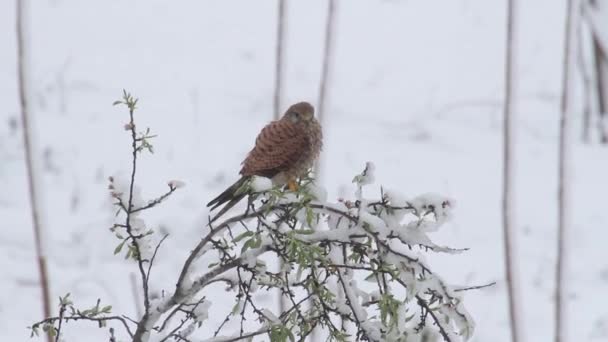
[31,92,490,342]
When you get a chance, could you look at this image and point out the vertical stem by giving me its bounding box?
[577,4,592,143]
[16,1,53,342]
[273,0,288,317]
[315,0,336,181]
[592,35,608,142]
[502,1,524,341]
[130,272,144,318]
[588,0,608,142]
[273,0,286,120]
[556,0,576,341]
[126,104,154,342]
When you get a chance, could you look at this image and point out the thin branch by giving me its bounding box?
[146,234,169,286]
[54,304,66,342]
[453,281,496,292]
[32,314,134,338]
[157,303,186,333]
[335,269,374,342]
[125,105,151,314]
[173,211,264,300]
[131,187,177,214]
[416,296,452,342]
[116,96,156,342]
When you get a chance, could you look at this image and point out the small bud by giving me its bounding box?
[168,180,185,189]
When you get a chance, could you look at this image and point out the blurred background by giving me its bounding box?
[1,0,607,341]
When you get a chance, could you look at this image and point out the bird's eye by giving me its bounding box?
[288,112,301,122]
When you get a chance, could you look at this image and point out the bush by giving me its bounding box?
[30,91,491,342]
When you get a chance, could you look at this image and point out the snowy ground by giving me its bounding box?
[1,0,607,341]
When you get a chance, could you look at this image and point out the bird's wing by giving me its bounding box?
[240,120,307,177]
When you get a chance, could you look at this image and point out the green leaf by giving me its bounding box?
[233,231,254,243]
[114,240,126,255]
[252,235,262,249]
[305,207,314,227]
[59,293,73,306]
[29,325,39,337]
[241,239,253,253]
[231,301,242,315]
[293,228,314,235]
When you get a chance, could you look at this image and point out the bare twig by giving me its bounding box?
[453,281,497,292]
[32,314,134,338]
[131,186,177,214]
[146,234,169,287]
[54,303,66,342]
[174,211,264,300]
[113,95,158,342]
[416,296,451,342]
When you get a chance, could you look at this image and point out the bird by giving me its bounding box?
[206,101,323,223]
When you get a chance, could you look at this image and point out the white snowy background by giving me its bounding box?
[1,0,607,341]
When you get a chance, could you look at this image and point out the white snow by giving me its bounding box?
[307,182,328,202]
[1,1,606,341]
[194,300,212,323]
[353,161,376,187]
[261,309,280,324]
[250,176,273,192]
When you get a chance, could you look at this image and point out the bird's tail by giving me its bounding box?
[206,176,250,223]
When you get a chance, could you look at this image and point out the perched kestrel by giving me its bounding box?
[207,102,322,221]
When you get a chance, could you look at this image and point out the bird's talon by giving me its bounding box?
[288,180,299,192]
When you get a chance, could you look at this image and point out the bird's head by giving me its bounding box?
[283,102,315,124]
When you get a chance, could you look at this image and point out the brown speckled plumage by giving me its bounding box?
[207,102,322,221]
[241,102,322,182]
